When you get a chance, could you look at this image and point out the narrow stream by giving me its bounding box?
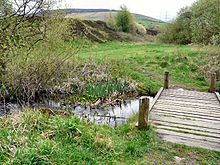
[0,97,153,128]
[43,97,153,128]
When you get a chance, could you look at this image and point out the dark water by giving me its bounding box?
[0,97,153,128]
[43,97,153,128]
[44,99,140,127]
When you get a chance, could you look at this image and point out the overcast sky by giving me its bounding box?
[59,0,197,21]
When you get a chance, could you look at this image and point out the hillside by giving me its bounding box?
[55,8,166,29]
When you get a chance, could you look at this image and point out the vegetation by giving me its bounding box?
[77,42,220,94]
[159,0,220,45]
[0,110,219,164]
[115,6,134,32]
[137,19,166,30]
[0,1,220,163]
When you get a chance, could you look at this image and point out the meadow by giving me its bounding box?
[76,42,218,95]
[1,15,220,164]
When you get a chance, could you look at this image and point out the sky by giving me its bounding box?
[58,0,197,21]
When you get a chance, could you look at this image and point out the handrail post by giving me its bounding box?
[164,71,169,89]
[209,73,216,93]
[138,96,150,129]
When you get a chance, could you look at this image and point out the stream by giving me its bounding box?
[0,97,153,128]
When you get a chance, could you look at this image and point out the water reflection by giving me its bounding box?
[44,98,152,128]
[0,97,153,128]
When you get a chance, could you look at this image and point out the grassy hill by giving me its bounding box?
[55,8,166,29]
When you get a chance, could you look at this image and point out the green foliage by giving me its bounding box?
[159,0,220,45]
[81,79,131,101]
[158,7,192,44]
[191,0,220,44]
[0,110,219,164]
[0,0,12,15]
[0,17,78,103]
[116,6,134,32]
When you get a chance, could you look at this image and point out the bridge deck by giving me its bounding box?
[150,88,220,151]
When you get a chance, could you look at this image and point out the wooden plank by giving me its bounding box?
[215,92,220,103]
[154,104,220,114]
[157,100,220,110]
[161,93,217,101]
[155,101,220,111]
[150,114,220,130]
[159,96,220,105]
[150,87,163,111]
[151,120,220,134]
[155,125,220,139]
[162,91,215,98]
[162,93,215,100]
[163,89,215,97]
[150,88,220,151]
[157,133,220,152]
[153,108,220,121]
[152,111,220,124]
[156,129,220,144]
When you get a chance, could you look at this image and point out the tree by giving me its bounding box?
[159,0,220,45]
[190,0,220,44]
[115,6,133,32]
[158,7,192,44]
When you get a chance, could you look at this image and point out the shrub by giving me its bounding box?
[0,17,78,104]
[116,6,134,32]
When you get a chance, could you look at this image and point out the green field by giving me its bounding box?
[137,19,166,29]
[76,42,215,95]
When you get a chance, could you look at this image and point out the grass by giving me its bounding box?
[75,42,215,95]
[137,19,166,29]
[0,110,219,164]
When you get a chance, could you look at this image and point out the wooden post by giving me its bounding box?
[209,73,216,93]
[164,71,169,89]
[138,96,150,129]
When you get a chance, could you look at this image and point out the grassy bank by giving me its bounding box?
[76,42,218,95]
[0,110,219,164]
[3,41,219,104]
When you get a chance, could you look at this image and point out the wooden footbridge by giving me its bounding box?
[138,72,220,151]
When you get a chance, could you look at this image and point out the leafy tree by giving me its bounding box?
[190,0,220,44]
[159,0,220,45]
[158,7,192,44]
[116,6,133,32]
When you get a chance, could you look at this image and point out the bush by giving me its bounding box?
[116,6,134,32]
[0,17,78,104]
